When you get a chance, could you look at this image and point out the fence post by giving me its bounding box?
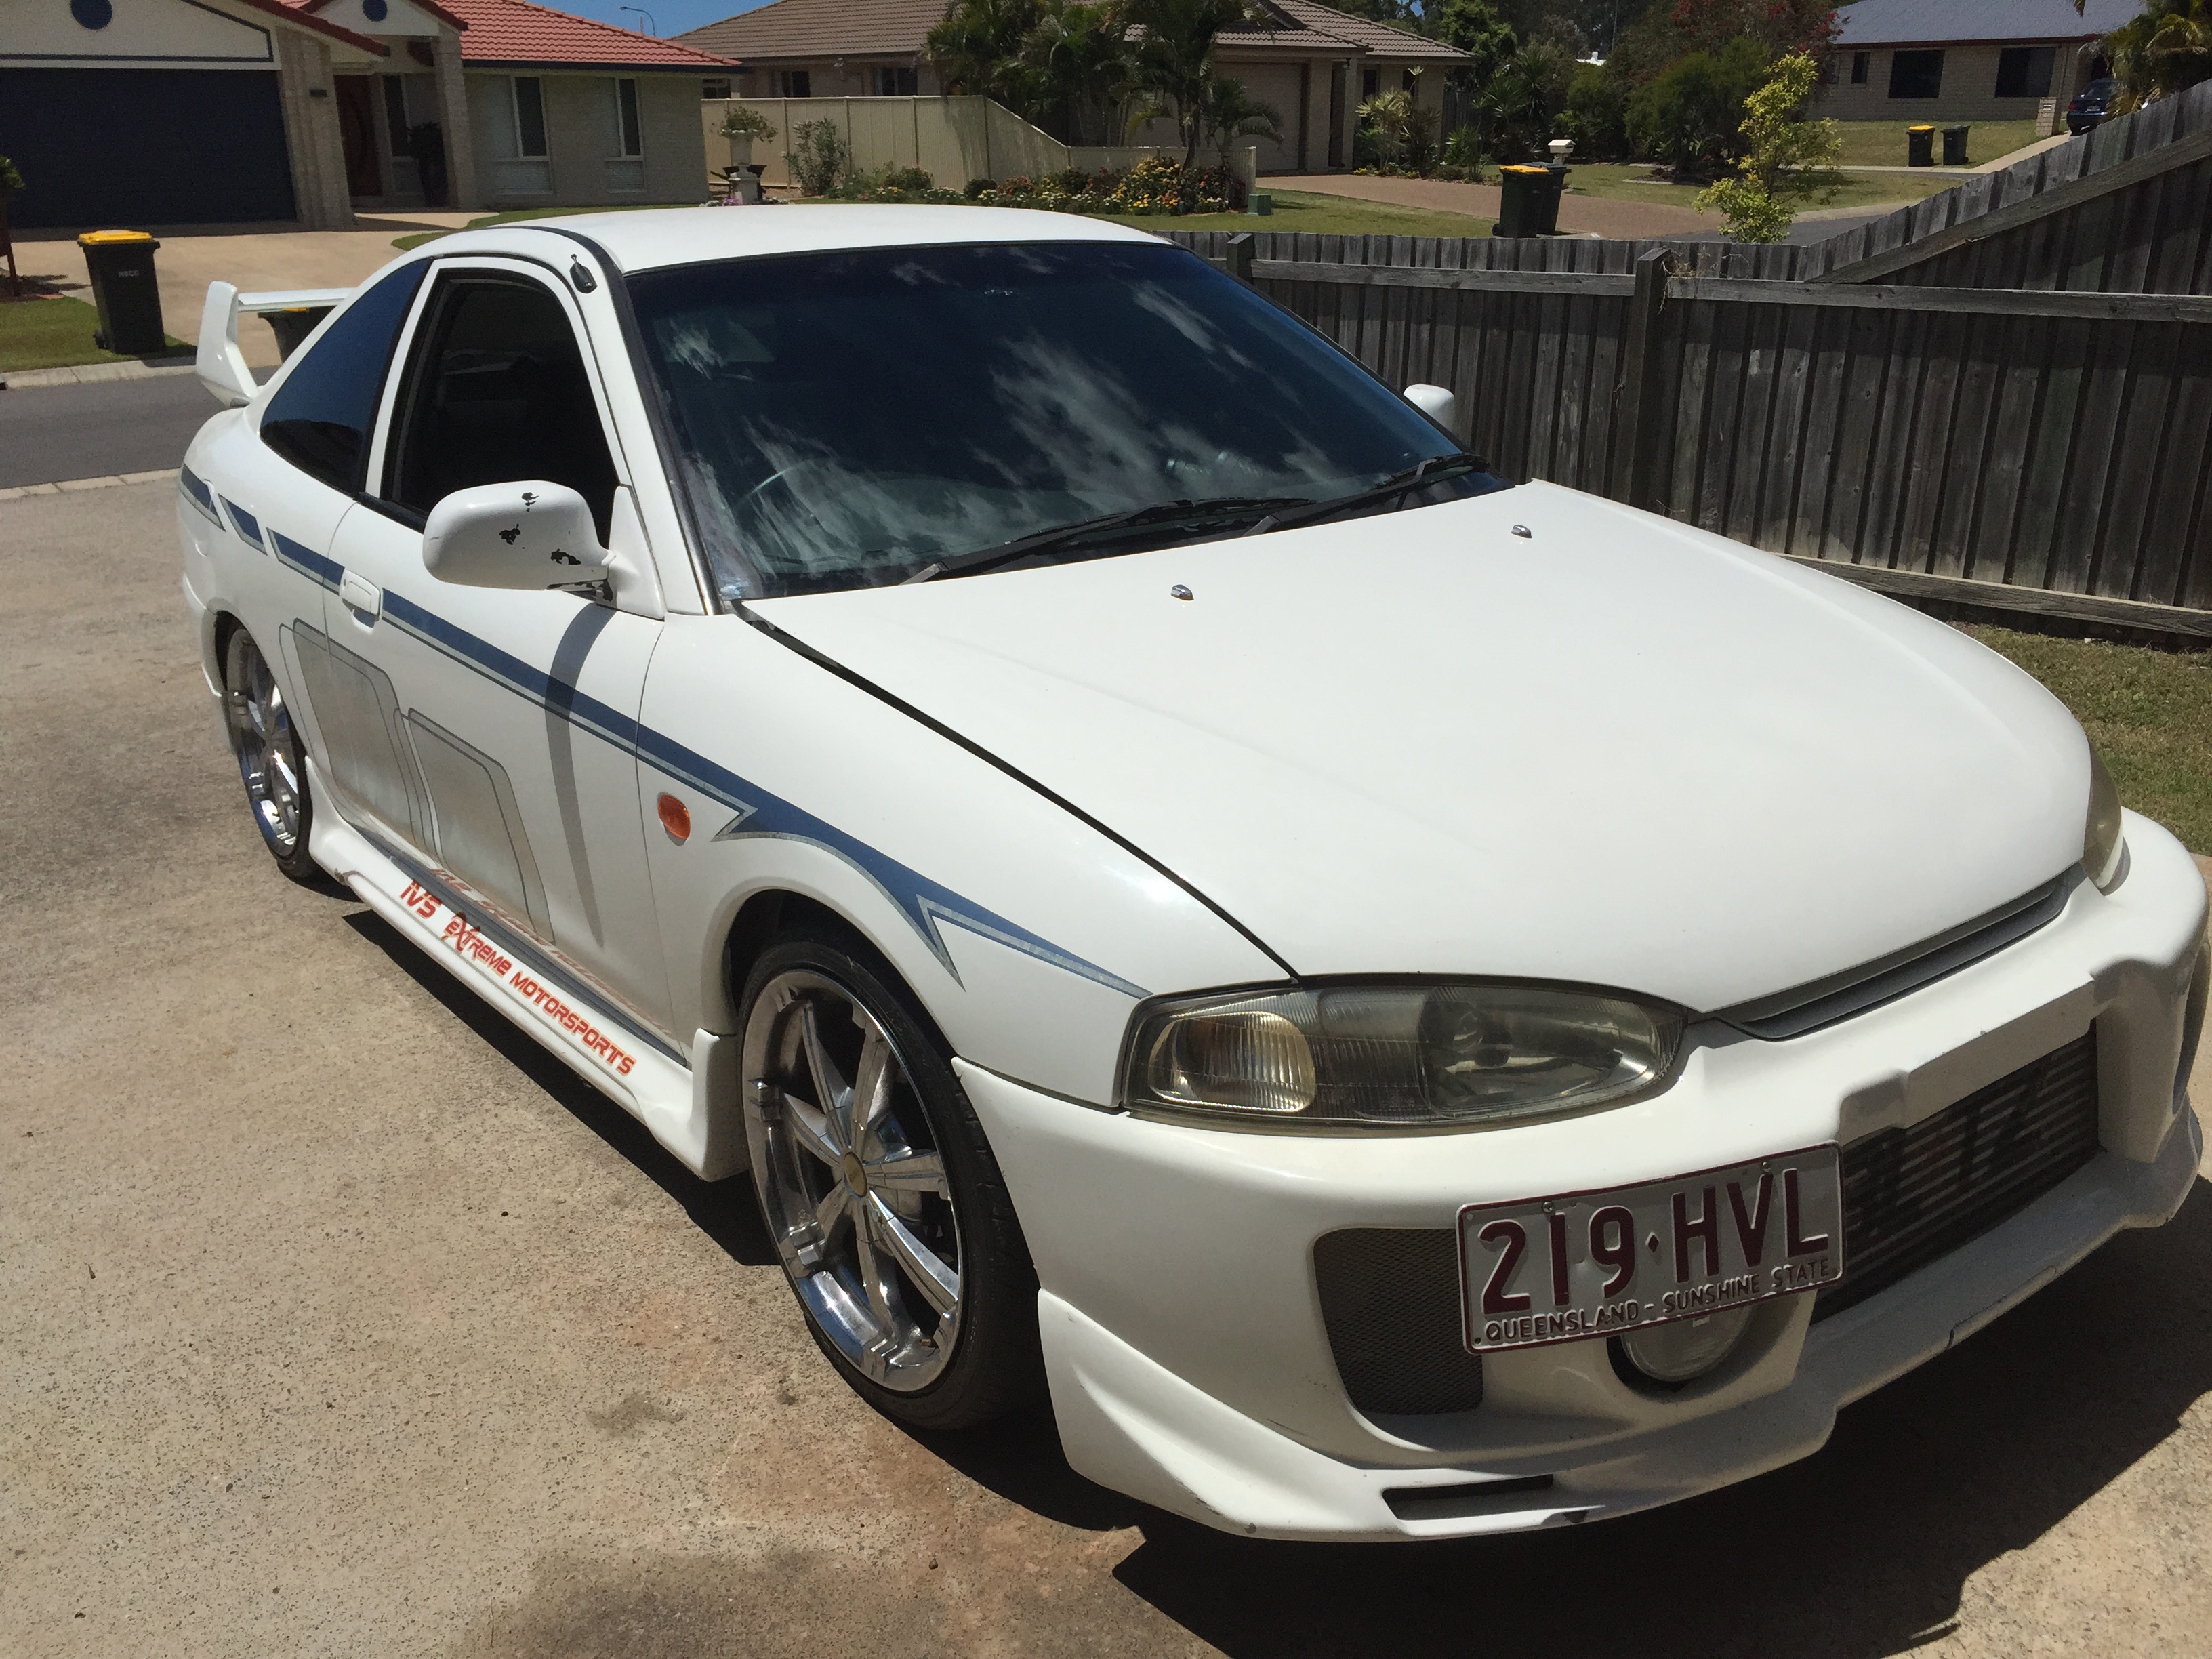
[1225,231,1256,284]
[1613,247,1672,513]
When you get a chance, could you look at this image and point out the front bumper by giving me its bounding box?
[960,815,2209,1540]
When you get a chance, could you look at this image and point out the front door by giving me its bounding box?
[335,75,383,199]
[320,257,675,1046]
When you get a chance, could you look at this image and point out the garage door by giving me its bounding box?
[1225,64,1307,174]
[0,68,295,228]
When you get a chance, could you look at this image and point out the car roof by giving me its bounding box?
[446,205,1170,273]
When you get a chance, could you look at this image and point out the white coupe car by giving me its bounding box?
[178,207,2209,1541]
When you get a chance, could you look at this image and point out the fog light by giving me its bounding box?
[1618,1307,1753,1387]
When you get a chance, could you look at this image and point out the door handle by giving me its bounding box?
[339,570,382,623]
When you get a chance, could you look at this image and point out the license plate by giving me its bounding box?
[1457,1145,1845,1353]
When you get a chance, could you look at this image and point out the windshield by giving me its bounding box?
[628,240,1507,601]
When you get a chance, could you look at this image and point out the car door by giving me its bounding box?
[316,255,676,1046]
[203,260,428,786]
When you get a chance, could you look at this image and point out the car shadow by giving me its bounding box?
[336,903,2212,1652]
[340,908,779,1269]
[1102,1181,2212,1659]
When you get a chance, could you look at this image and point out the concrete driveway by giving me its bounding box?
[12,213,472,367]
[7,478,2212,1658]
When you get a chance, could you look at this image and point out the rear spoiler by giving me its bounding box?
[196,281,354,407]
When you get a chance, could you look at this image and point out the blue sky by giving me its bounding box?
[556,0,777,41]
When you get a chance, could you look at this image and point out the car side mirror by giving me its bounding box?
[1404,383,1458,432]
[422,481,613,593]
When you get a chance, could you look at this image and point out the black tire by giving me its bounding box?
[222,625,320,886]
[738,918,1044,1431]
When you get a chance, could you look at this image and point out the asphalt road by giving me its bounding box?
[0,373,217,489]
[7,479,2212,1658]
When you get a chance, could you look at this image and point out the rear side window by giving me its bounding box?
[384,272,619,539]
[260,262,428,493]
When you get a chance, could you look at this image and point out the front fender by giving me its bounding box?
[637,613,1280,1105]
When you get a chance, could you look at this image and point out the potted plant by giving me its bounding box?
[718,104,778,169]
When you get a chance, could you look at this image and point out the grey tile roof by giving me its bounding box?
[1834,0,2139,47]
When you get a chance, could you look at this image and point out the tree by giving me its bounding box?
[1692,50,1839,241]
[1624,34,1767,176]
[1021,1,1137,142]
[2104,0,2212,113]
[1433,0,1516,87]
[1561,60,1629,158]
[926,0,1044,106]
[1610,0,1833,81]
[1481,36,1574,159]
[1123,0,1252,165]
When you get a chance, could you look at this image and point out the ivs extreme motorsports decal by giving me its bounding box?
[401,879,637,1077]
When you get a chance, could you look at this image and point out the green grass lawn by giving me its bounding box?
[1973,627,2212,855]
[1830,118,2042,169]
[1563,161,1957,212]
[0,294,189,373]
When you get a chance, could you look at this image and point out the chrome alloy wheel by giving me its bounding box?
[743,969,964,1391]
[225,630,304,857]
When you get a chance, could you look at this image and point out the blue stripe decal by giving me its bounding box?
[178,466,222,527]
[220,497,264,551]
[366,830,690,1065]
[270,529,342,591]
[376,588,1145,998]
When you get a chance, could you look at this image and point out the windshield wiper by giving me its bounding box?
[1240,455,1490,537]
[902,496,1308,583]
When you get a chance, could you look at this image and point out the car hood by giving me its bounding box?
[750,483,2089,1012]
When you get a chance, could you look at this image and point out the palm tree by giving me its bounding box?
[1200,75,1282,168]
[1357,88,1414,167]
[1021,1,1137,144]
[2104,0,2212,112]
[927,0,1045,108]
[1123,0,1252,165]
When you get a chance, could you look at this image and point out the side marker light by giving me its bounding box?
[657,793,691,843]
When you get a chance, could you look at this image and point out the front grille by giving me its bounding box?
[1313,1228,1485,1416]
[1816,1031,2100,1321]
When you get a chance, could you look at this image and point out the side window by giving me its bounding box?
[260,261,428,493]
[384,272,620,539]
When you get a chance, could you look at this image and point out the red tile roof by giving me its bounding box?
[390,0,737,66]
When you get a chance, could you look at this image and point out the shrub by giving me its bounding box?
[717,104,779,142]
[0,153,24,199]
[788,118,851,195]
[1694,52,1841,243]
[1626,37,1768,180]
[1442,125,1483,168]
[964,177,996,197]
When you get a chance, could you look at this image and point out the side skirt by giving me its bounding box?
[306,757,747,1180]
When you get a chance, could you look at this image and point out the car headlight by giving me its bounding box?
[2083,744,2126,892]
[1118,982,1684,1132]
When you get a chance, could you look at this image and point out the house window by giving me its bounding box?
[874,66,918,96]
[613,77,642,155]
[607,76,645,192]
[383,76,410,154]
[490,75,552,195]
[1888,49,1943,99]
[774,69,811,98]
[1995,45,2055,98]
[702,77,731,100]
[1851,51,1870,85]
[1360,68,1378,99]
[1401,68,1417,92]
[513,75,548,156]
